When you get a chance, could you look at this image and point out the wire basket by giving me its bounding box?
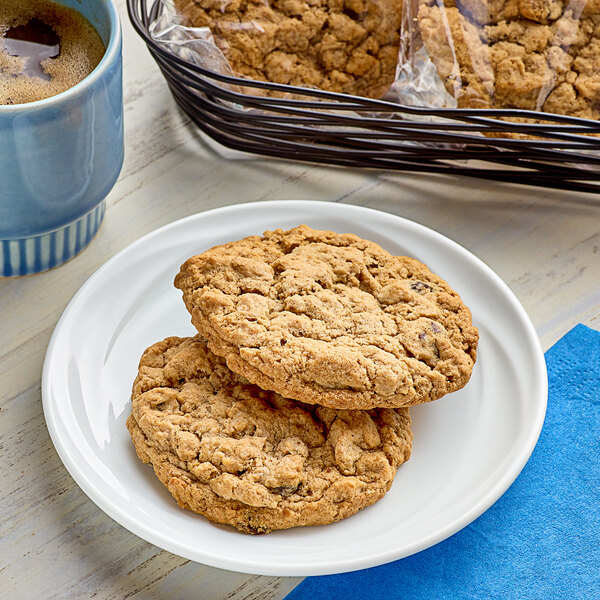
[128,0,600,194]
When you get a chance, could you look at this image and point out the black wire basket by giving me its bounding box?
[128,0,600,194]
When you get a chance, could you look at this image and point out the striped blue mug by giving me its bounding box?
[0,0,123,277]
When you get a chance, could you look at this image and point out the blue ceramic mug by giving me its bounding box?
[0,0,123,277]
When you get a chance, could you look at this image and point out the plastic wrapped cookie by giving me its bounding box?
[172,0,402,98]
[415,0,600,120]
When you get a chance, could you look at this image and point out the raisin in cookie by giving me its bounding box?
[173,0,401,98]
[126,335,412,534]
[418,0,600,119]
[174,225,478,410]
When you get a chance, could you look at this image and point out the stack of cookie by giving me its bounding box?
[126,225,478,534]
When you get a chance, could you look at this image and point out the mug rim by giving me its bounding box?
[0,0,121,112]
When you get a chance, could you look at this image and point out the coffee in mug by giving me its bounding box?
[0,0,123,277]
[0,0,105,105]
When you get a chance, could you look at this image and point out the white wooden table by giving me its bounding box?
[2,2,600,597]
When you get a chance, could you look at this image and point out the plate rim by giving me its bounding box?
[42,200,548,576]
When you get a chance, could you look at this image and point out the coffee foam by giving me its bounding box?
[0,0,105,105]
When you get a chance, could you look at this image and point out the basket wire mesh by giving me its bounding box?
[128,0,600,193]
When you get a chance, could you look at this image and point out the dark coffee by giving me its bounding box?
[0,0,105,105]
[4,18,60,81]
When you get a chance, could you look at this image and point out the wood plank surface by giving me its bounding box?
[1,1,599,598]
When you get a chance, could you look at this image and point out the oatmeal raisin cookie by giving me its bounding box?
[127,335,412,533]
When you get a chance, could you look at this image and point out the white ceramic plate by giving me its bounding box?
[42,201,547,576]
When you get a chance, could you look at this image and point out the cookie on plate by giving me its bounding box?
[126,335,412,534]
[173,0,402,98]
[418,0,600,120]
[174,225,478,410]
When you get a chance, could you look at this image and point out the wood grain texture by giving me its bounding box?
[1,1,599,598]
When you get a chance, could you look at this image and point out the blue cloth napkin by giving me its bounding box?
[285,324,600,600]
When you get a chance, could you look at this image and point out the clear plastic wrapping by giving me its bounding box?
[150,0,235,76]
[400,0,600,120]
[151,0,402,98]
[152,0,600,127]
